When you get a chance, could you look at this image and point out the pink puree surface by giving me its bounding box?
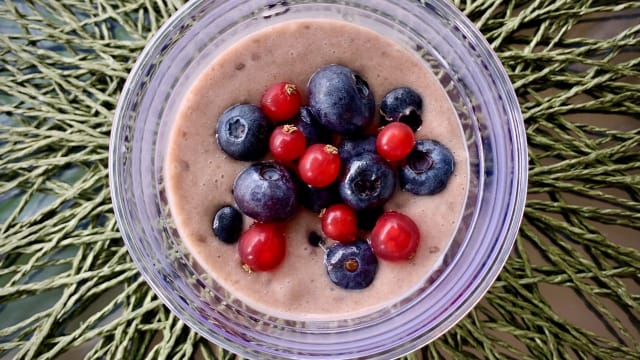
[165,19,468,320]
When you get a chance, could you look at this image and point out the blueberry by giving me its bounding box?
[337,136,377,164]
[325,239,378,290]
[380,87,423,132]
[308,64,375,136]
[340,153,396,211]
[216,104,271,161]
[400,140,455,195]
[233,161,297,222]
[212,205,243,244]
[296,106,331,145]
[299,182,340,213]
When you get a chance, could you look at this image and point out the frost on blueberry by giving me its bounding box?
[308,64,375,136]
[212,205,243,244]
[400,140,455,195]
[324,239,378,290]
[380,87,423,132]
[232,161,297,222]
[216,104,271,161]
[339,152,396,210]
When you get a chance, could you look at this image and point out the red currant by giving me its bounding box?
[238,222,286,271]
[376,122,415,161]
[370,211,420,261]
[260,82,302,122]
[321,204,358,242]
[269,124,307,161]
[298,144,341,187]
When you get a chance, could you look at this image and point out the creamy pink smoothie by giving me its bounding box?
[165,19,468,320]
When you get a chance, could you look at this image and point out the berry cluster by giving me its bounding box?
[212,64,455,290]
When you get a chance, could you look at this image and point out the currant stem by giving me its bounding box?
[324,144,338,155]
[283,124,298,133]
[284,83,297,95]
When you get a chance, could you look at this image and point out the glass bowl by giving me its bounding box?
[109,0,528,358]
